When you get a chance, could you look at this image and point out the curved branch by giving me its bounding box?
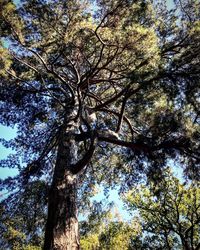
[93,84,142,111]
[70,133,96,174]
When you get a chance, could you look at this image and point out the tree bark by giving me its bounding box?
[43,121,80,250]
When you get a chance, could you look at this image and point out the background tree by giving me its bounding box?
[125,168,200,250]
[0,0,199,249]
[0,180,47,249]
[80,202,141,250]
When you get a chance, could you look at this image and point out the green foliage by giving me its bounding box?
[98,220,140,250]
[80,205,141,250]
[0,0,24,41]
[0,207,42,250]
[125,168,200,249]
[0,180,46,249]
[0,46,12,76]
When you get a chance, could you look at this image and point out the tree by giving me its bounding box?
[0,0,199,249]
[0,180,47,249]
[80,202,141,250]
[125,168,200,249]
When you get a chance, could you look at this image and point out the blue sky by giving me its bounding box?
[0,125,18,179]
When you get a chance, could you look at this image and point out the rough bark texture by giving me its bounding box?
[44,119,80,250]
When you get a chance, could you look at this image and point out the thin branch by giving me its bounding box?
[98,108,140,136]
[11,53,40,74]
[93,84,142,111]
[28,48,75,100]
[116,94,128,133]
[93,87,127,110]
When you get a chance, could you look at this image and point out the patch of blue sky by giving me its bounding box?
[0,125,18,179]
[13,0,22,6]
[166,0,175,9]
[82,185,132,221]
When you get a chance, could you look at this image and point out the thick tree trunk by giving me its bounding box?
[44,121,80,250]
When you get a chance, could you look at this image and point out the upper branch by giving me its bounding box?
[27,48,75,101]
[115,94,128,133]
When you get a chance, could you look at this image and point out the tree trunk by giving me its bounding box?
[43,121,80,250]
[180,235,191,250]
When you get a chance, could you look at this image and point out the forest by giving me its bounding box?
[0,0,199,249]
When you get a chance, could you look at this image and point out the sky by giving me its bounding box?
[0,125,18,179]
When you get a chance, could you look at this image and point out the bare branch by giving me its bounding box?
[28,49,75,100]
[116,95,128,133]
[98,135,150,153]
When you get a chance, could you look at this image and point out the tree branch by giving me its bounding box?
[70,133,96,174]
[28,49,75,100]
[98,135,150,153]
[97,107,140,136]
[116,94,128,133]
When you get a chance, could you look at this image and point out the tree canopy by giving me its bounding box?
[0,0,199,249]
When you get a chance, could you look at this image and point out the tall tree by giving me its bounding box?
[0,0,199,249]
